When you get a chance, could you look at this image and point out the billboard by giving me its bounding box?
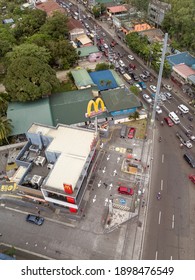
[85,98,106,118]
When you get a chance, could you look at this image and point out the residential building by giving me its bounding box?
[36,0,65,17]
[67,18,85,41]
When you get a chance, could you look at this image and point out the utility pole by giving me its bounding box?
[151,33,168,127]
[94,25,97,46]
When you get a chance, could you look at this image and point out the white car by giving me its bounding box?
[103,43,108,49]
[143,94,152,103]
[164,84,172,91]
[128,55,134,60]
[164,92,172,99]
[134,83,142,91]
[156,105,162,114]
[150,85,157,92]
[178,104,189,114]
[119,60,125,67]
[159,93,167,102]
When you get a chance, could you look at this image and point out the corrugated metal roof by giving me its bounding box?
[89,70,118,91]
[76,46,99,57]
[7,98,53,136]
[71,69,95,88]
[167,52,195,68]
[101,87,141,112]
[173,63,195,79]
[108,6,127,13]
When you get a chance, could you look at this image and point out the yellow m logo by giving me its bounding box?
[86,98,106,118]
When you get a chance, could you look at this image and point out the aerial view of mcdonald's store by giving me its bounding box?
[12,123,98,213]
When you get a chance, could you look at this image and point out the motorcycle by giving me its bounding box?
[157,192,161,200]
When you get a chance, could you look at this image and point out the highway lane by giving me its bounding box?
[142,119,195,260]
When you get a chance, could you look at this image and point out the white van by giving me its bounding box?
[123,73,132,84]
[178,104,189,114]
[169,111,180,124]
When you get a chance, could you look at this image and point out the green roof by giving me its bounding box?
[95,0,116,4]
[101,87,141,112]
[7,98,53,136]
[49,87,108,126]
[71,69,95,88]
[110,69,124,87]
[76,46,100,57]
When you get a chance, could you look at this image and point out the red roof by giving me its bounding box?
[36,0,65,17]
[67,18,83,31]
[108,6,127,13]
[173,63,195,78]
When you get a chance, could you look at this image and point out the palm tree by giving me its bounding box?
[106,80,112,88]
[99,80,105,87]
[129,111,140,121]
[0,116,13,145]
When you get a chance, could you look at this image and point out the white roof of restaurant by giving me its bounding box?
[28,124,96,192]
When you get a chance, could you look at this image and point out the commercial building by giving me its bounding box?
[12,124,98,213]
[148,0,171,27]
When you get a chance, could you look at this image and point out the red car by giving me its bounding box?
[164,117,174,127]
[189,175,195,184]
[129,63,136,70]
[128,127,136,139]
[118,186,134,196]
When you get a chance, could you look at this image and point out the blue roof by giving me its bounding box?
[167,52,195,68]
[89,70,118,91]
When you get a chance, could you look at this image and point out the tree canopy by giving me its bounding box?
[162,0,195,52]
[4,56,60,102]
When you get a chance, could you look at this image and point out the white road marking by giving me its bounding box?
[172,215,175,229]
[162,154,164,163]
[155,251,158,260]
[160,179,163,191]
[98,180,101,187]
[92,195,96,203]
[158,211,161,224]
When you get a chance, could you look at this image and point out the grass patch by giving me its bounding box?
[124,118,147,139]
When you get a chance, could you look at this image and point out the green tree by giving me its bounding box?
[4,56,60,102]
[26,33,51,47]
[13,9,47,41]
[130,85,140,96]
[0,116,12,145]
[95,63,111,71]
[40,12,68,40]
[92,6,101,18]
[0,92,10,115]
[6,43,51,65]
[46,40,78,69]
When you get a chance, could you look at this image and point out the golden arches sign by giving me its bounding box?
[85,98,106,118]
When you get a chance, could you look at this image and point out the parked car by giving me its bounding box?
[178,104,189,114]
[139,74,148,81]
[131,72,139,81]
[164,84,172,91]
[128,54,134,60]
[128,127,136,139]
[26,214,44,226]
[103,43,108,49]
[119,67,125,74]
[138,81,147,89]
[118,186,134,196]
[159,93,167,102]
[134,83,142,91]
[164,92,172,99]
[150,85,157,92]
[164,117,174,127]
[129,63,136,70]
[156,105,162,114]
[119,59,125,67]
[183,153,195,168]
[143,94,152,103]
[143,70,150,77]
[189,175,195,184]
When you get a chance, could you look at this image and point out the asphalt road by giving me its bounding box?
[142,115,195,260]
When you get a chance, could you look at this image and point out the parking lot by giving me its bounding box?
[81,122,150,234]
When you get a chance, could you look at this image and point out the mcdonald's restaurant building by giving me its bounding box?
[12,123,98,213]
